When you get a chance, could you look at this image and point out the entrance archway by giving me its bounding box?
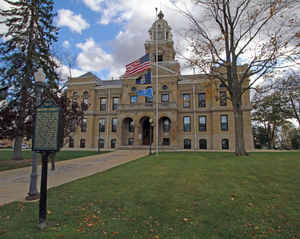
[121,117,134,145]
[139,116,152,145]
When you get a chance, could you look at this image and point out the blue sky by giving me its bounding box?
[50,0,191,81]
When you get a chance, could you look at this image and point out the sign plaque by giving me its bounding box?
[32,99,62,152]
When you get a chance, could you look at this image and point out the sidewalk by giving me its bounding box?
[0,150,148,206]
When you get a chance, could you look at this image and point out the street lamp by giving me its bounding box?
[149,118,153,155]
[26,68,45,200]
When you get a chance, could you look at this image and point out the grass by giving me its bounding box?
[0,152,300,239]
[0,150,106,171]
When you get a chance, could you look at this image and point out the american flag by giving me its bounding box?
[125,54,151,77]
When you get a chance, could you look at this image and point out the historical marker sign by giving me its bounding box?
[32,99,62,152]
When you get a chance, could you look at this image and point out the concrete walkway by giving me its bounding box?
[0,150,148,206]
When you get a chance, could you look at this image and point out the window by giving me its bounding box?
[145,87,153,103]
[162,85,168,90]
[184,139,191,149]
[100,98,106,111]
[199,139,207,149]
[129,119,134,133]
[198,93,206,108]
[80,139,85,148]
[183,116,191,132]
[161,94,169,103]
[162,138,170,145]
[99,119,105,132]
[163,118,171,133]
[183,94,191,108]
[71,119,76,132]
[81,118,87,132]
[112,118,118,132]
[131,87,136,92]
[72,91,78,102]
[111,139,116,149]
[220,91,227,106]
[130,95,137,104]
[98,138,104,149]
[199,116,207,131]
[222,139,229,149]
[69,137,74,148]
[83,91,88,104]
[128,138,134,145]
[221,115,228,131]
[112,97,119,111]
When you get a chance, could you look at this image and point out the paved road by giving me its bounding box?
[0,150,148,206]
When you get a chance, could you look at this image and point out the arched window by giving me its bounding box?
[199,139,207,149]
[162,85,168,90]
[163,118,170,133]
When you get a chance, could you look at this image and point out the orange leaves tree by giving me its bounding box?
[181,0,300,156]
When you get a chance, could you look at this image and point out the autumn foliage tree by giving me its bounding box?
[180,0,300,155]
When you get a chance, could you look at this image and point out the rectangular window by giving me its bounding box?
[199,116,207,131]
[128,138,134,145]
[184,139,191,149]
[112,118,118,132]
[162,138,170,145]
[220,91,227,106]
[222,138,229,149]
[71,119,76,132]
[99,119,105,132]
[98,138,104,149]
[111,139,116,148]
[112,97,119,111]
[183,116,191,132]
[81,118,87,132]
[221,115,228,131]
[69,137,74,148]
[161,94,169,103]
[80,139,85,148]
[130,95,137,104]
[100,98,107,112]
[198,93,206,108]
[183,94,191,108]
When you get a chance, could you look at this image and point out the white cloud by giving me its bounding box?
[57,9,90,33]
[82,0,104,12]
[76,38,114,73]
[0,0,18,35]
[63,40,71,48]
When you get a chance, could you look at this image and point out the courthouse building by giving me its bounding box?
[66,11,254,151]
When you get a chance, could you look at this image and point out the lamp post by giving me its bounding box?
[149,118,153,155]
[26,68,45,200]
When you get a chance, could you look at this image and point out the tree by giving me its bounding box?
[0,0,59,160]
[180,0,300,155]
[271,73,300,127]
[252,86,294,149]
[290,128,300,149]
[252,125,268,149]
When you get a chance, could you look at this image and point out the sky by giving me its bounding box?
[51,0,192,81]
[0,0,299,83]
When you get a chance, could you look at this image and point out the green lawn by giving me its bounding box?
[0,152,299,239]
[0,150,105,171]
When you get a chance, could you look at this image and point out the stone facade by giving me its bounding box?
[66,11,254,151]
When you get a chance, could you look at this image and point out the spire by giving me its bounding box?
[158,10,164,19]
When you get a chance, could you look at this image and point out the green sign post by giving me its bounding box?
[32,99,62,229]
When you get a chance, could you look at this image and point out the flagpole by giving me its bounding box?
[155,8,159,156]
